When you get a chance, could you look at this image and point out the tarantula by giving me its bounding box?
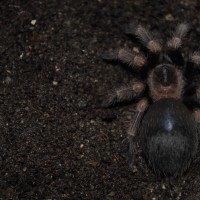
[102,23,200,177]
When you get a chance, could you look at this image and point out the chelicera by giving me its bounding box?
[102,23,200,177]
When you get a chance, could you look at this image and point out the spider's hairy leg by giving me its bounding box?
[135,25,162,53]
[190,51,200,66]
[102,81,145,107]
[127,98,149,137]
[194,109,200,123]
[102,49,147,69]
[167,23,190,50]
[193,86,200,123]
[128,98,149,166]
[184,51,200,79]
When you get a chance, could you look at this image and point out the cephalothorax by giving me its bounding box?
[102,23,200,177]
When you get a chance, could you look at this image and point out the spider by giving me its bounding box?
[102,23,200,177]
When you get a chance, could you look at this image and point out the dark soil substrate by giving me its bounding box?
[1,0,200,199]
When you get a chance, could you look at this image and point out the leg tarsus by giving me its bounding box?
[101,50,118,61]
[128,135,135,166]
[123,25,136,35]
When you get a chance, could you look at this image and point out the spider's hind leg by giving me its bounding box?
[128,98,148,166]
[193,87,200,124]
[184,51,200,80]
[184,52,200,123]
[191,57,200,123]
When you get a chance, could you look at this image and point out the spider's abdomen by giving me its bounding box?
[140,98,198,177]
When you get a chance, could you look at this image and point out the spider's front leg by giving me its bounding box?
[167,23,190,50]
[128,98,149,166]
[102,48,147,69]
[124,24,162,54]
[102,81,145,107]
[166,23,190,67]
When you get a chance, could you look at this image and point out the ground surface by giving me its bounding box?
[1,0,200,199]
